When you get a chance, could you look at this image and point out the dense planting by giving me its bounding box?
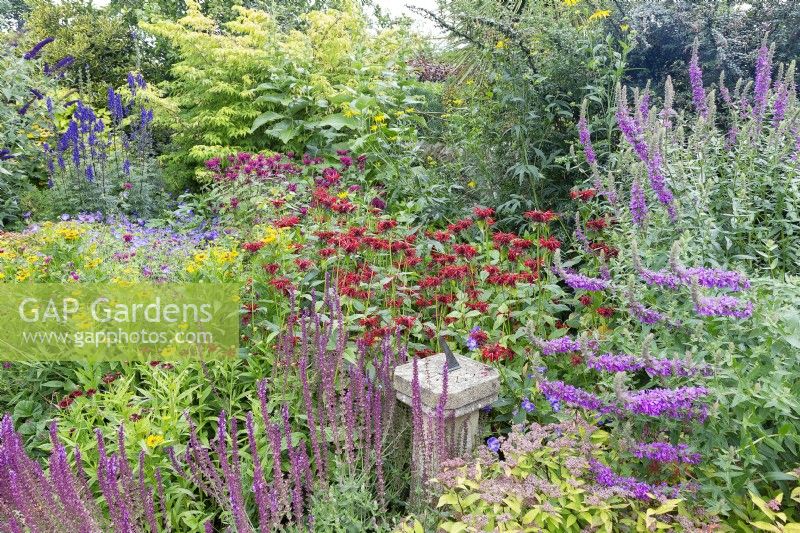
[1,0,800,531]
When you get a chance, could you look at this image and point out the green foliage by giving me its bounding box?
[21,0,137,102]
[305,472,384,532]
[141,0,424,189]
[0,45,55,228]
[617,0,800,91]
[414,0,628,219]
[430,418,714,532]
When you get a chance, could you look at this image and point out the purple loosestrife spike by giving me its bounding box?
[138,451,158,533]
[753,42,773,123]
[299,322,326,482]
[578,106,597,166]
[773,82,789,127]
[411,353,424,479]
[434,357,449,468]
[629,175,648,227]
[646,149,677,220]
[23,37,54,60]
[689,39,708,119]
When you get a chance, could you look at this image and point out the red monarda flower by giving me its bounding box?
[294,258,313,271]
[447,218,473,232]
[376,219,398,233]
[415,348,435,358]
[433,230,452,242]
[579,294,593,306]
[453,244,477,258]
[468,328,488,347]
[570,353,584,366]
[585,217,609,231]
[270,276,294,293]
[242,241,265,253]
[466,301,489,313]
[271,198,286,208]
[492,232,516,246]
[524,210,558,223]
[275,215,300,228]
[262,263,279,274]
[589,242,619,258]
[538,236,561,251]
[510,238,533,250]
[319,247,337,258]
[570,188,597,201]
[480,343,513,362]
[473,206,495,219]
[596,307,614,318]
[122,233,133,243]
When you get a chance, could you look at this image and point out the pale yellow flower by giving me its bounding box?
[495,40,507,49]
[373,113,387,124]
[467,180,477,188]
[563,0,580,6]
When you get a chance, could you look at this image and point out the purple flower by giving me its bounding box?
[631,441,701,465]
[370,197,386,210]
[694,295,753,319]
[533,336,583,355]
[520,397,536,413]
[753,43,772,123]
[578,114,597,166]
[626,300,667,325]
[646,149,676,221]
[623,386,709,420]
[629,175,648,227]
[677,266,750,292]
[773,82,789,128]
[23,37,55,60]
[540,380,607,412]
[689,40,708,118]
[486,437,501,453]
[466,326,481,351]
[590,459,676,500]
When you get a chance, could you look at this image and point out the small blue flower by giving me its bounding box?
[487,437,501,453]
[548,398,561,413]
[521,397,536,413]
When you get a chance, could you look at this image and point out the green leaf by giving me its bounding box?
[309,113,358,131]
[250,111,284,132]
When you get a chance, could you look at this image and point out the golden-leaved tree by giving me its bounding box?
[141,0,424,187]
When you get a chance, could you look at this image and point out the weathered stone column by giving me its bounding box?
[393,353,500,476]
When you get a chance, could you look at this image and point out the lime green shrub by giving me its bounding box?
[429,417,716,532]
[141,0,425,187]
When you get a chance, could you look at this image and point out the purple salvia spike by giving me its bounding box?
[155,468,169,532]
[139,451,158,533]
[246,412,271,532]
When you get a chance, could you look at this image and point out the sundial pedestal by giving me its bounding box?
[393,353,500,478]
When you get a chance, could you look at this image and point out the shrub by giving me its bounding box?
[430,417,717,532]
[411,0,628,221]
[141,0,425,189]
